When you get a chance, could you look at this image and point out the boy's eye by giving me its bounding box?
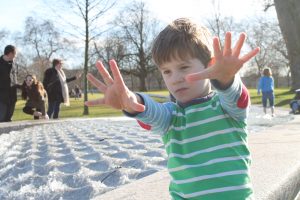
[181,66,189,70]
[163,70,171,75]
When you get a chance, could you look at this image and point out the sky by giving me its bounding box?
[0,0,277,33]
[0,0,277,69]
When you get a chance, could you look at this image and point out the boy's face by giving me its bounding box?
[159,58,211,103]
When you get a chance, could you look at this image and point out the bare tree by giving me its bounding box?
[243,18,275,76]
[205,0,235,47]
[23,17,65,78]
[264,0,300,90]
[47,0,117,115]
[92,36,126,68]
[91,35,136,86]
[240,17,289,88]
[14,52,31,83]
[113,1,160,91]
[0,29,9,47]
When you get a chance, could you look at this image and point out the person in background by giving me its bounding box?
[0,45,19,122]
[43,59,81,119]
[289,89,300,114]
[21,74,48,119]
[74,84,81,100]
[85,18,259,199]
[257,67,275,116]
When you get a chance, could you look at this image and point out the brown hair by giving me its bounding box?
[263,68,272,76]
[21,75,47,100]
[151,18,212,67]
[4,45,16,55]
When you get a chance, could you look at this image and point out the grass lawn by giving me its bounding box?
[249,88,294,107]
[12,88,295,121]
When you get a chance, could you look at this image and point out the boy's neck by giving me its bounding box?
[177,91,215,108]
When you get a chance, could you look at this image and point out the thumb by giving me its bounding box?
[130,101,145,112]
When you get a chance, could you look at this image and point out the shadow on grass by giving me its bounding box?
[276,99,291,107]
[276,90,294,96]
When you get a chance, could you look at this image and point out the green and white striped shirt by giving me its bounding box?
[132,77,252,199]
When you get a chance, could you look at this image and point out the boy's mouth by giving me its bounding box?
[175,88,188,94]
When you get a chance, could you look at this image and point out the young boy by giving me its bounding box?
[86,18,259,199]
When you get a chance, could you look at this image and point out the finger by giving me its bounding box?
[85,99,105,106]
[109,60,126,87]
[129,101,145,112]
[87,73,107,92]
[240,47,260,63]
[212,37,222,60]
[95,60,114,85]
[185,67,214,82]
[232,33,246,57]
[223,32,232,56]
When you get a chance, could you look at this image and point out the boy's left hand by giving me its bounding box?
[186,32,260,88]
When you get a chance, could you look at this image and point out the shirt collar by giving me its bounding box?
[177,92,215,108]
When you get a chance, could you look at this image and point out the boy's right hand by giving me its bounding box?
[85,60,145,114]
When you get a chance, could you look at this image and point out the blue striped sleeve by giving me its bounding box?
[214,76,248,122]
[124,93,174,136]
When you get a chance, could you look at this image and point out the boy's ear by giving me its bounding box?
[208,57,215,67]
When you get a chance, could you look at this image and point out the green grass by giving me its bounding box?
[12,93,122,121]
[12,88,294,121]
[249,88,294,108]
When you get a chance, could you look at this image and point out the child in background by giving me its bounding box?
[85,18,259,199]
[21,74,48,119]
[257,67,275,116]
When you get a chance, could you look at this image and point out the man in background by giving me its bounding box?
[0,45,18,122]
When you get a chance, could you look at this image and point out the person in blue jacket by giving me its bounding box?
[257,67,275,116]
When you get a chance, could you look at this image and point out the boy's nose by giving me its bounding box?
[172,73,185,85]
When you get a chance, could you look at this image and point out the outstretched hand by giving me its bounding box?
[186,32,260,87]
[85,60,145,113]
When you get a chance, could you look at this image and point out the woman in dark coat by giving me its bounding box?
[21,74,48,119]
[43,59,81,119]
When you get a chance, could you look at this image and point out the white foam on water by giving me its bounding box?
[247,106,294,134]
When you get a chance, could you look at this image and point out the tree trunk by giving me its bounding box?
[83,0,89,115]
[274,0,300,90]
[83,35,89,115]
[139,75,147,91]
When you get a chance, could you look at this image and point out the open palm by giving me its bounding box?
[85,60,145,113]
[186,32,260,87]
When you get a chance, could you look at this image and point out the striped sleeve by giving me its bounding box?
[124,93,174,136]
[214,76,249,122]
